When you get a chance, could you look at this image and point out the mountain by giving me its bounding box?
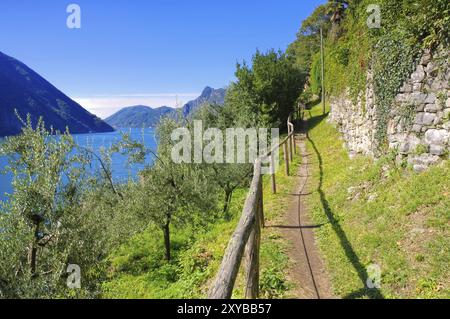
[181,86,226,117]
[105,105,174,128]
[105,87,226,128]
[0,51,114,137]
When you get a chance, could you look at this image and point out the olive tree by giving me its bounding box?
[138,118,218,261]
[0,116,146,298]
[192,104,253,219]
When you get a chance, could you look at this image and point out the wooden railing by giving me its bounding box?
[208,115,297,299]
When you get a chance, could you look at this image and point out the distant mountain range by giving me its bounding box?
[0,51,114,137]
[104,105,175,129]
[105,87,226,128]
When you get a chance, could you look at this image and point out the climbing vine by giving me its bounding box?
[372,31,421,149]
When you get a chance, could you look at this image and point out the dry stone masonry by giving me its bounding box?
[329,48,450,172]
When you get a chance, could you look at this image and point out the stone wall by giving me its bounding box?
[329,48,450,171]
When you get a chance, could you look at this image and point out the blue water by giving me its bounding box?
[0,128,157,202]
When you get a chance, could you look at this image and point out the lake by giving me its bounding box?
[0,128,157,202]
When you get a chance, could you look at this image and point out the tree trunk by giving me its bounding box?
[29,244,37,276]
[223,189,233,220]
[29,221,40,277]
[163,222,171,261]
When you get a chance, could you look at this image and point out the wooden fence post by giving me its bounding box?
[244,192,261,299]
[286,118,294,162]
[287,132,292,163]
[270,153,276,194]
[289,134,294,162]
[292,130,296,155]
[259,174,265,228]
[283,142,289,176]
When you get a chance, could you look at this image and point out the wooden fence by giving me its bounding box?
[208,115,297,299]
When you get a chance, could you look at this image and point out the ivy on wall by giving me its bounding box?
[372,32,421,149]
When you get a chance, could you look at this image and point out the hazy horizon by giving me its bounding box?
[72,92,201,119]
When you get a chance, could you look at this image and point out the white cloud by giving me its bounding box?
[72,93,200,119]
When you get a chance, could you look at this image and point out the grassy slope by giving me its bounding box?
[101,140,301,299]
[305,103,449,299]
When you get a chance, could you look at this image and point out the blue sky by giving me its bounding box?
[0,0,325,118]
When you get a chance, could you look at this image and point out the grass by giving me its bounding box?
[304,103,450,299]
[101,137,302,299]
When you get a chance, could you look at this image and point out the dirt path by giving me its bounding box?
[276,133,335,299]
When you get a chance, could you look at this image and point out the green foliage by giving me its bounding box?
[321,1,371,102]
[437,91,448,112]
[138,118,219,261]
[259,240,290,298]
[363,0,449,49]
[0,116,146,298]
[286,4,330,72]
[414,144,428,156]
[309,53,322,96]
[192,105,253,219]
[260,267,288,299]
[332,44,350,66]
[229,49,305,128]
[398,103,418,132]
[326,0,350,41]
[298,89,313,106]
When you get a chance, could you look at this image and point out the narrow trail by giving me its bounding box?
[273,130,335,299]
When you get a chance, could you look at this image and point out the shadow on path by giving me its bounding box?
[304,111,384,300]
[268,223,326,230]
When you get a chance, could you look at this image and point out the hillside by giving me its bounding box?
[181,86,226,117]
[105,86,226,128]
[105,105,174,129]
[0,51,114,137]
[305,103,449,298]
